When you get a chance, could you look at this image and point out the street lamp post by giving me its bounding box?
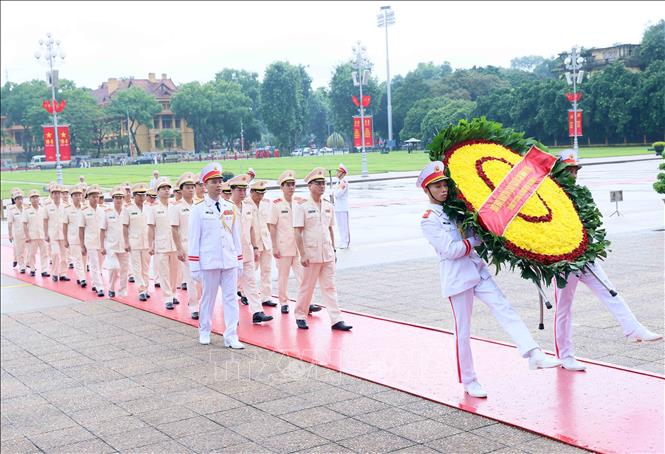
[352,41,370,178]
[564,46,585,157]
[377,5,395,151]
[35,32,66,185]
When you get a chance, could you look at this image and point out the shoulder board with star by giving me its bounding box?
[422,209,433,219]
[273,198,282,204]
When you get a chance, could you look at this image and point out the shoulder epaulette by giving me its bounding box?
[297,199,307,204]
[273,198,282,204]
[422,209,432,219]
[195,199,204,205]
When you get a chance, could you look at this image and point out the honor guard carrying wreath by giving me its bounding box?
[229,174,274,324]
[333,163,350,249]
[188,163,244,347]
[418,161,561,398]
[292,167,352,331]
[553,151,662,371]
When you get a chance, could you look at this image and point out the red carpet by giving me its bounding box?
[2,244,663,453]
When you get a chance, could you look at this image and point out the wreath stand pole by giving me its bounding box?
[538,292,545,330]
[584,264,618,297]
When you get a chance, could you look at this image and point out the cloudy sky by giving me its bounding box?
[1,1,660,90]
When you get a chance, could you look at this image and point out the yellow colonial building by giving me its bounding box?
[93,73,194,153]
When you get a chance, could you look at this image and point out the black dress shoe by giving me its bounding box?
[154,282,161,288]
[165,301,174,310]
[97,290,105,297]
[296,319,309,329]
[172,298,180,305]
[139,293,147,302]
[191,311,199,320]
[281,305,289,314]
[76,279,80,284]
[52,275,59,282]
[59,276,70,282]
[12,261,17,268]
[68,263,74,269]
[108,291,116,297]
[128,276,135,283]
[262,300,278,307]
[80,280,87,288]
[41,272,50,277]
[309,304,322,313]
[252,311,273,323]
[331,321,353,331]
[86,265,90,272]
[181,283,187,290]
[92,286,97,292]
[238,293,248,305]
[20,269,26,274]
[146,293,151,298]
[30,271,36,277]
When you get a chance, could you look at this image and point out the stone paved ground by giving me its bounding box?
[1,229,662,453]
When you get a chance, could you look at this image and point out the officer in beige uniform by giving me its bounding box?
[7,189,27,273]
[268,170,322,315]
[194,179,206,203]
[79,185,105,297]
[101,187,130,297]
[293,167,352,331]
[122,183,151,301]
[221,182,232,201]
[249,179,276,307]
[63,185,86,286]
[171,172,201,319]
[44,185,70,282]
[229,174,273,324]
[22,190,49,278]
[147,177,180,310]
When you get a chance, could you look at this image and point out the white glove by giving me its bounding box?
[467,236,482,248]
[191,270,202,282]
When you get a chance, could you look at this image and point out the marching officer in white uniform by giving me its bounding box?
[100,186,130,297]
[188,163,244,347]
[79,185,105,297]
[23,189,50,278]
[122,183,151,302]
[7,189,27,274]
[63,185,86,286]
[333,163,350,249]
[418,161,561,398]
[44,184,70,282]
[553,151,662,371]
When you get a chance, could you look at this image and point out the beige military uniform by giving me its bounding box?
[237,198,262,314]
[147,199,179,303]
[22,203,49,273]
[101,204,129,296]
[79,204,105,291]
[122,202,150,296]
[170,198,201,312]
[45,200,67,277]
[63,202,85,282]
[293,196,343,324]
[252,197,274,302]
[269,196,304,307]
[7,204,27,270]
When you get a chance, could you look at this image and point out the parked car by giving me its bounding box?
[130,155,154,165]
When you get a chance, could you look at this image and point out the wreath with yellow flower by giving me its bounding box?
[428,117,610,288]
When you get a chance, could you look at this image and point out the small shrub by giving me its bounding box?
[653,141,665,154]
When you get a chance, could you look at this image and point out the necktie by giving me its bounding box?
[215,201,221,212]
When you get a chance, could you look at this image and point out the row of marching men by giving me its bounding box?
[6,163,353,337]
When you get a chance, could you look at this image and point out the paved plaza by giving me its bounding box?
[1,158,663,453]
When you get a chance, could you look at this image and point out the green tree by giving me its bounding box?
[510,55,547,72]
[159,129,181,151]
[1,80,50,154]
[261,61,311,150]
[59,86,104,154]
[420,99,476,143]
[215,68,261,114]
[108,87,161,155]
[305,87,331,147]
[637,60,665,140]
[640,20,665,65]
[171,81,212,153]
[400,97,450,141]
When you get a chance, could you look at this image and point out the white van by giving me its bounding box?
[29,155,70,169]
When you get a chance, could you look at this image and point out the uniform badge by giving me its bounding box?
[422,209,432,219]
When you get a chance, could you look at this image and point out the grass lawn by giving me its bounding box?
[1,146,657,200]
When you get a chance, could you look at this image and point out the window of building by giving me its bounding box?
[174,118,181,128]
[162,116,172,129]
[153,116,161,129]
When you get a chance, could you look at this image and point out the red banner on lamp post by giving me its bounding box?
[568,110,583,137]
[43,125,71,162]
[353,116,361,147]
[353,116,374,148]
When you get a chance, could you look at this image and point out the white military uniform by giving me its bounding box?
[237,198,263,315]
[147,196,179,306]
[333,171,350,249]
[188,195,243,341]
[101,204,129,296]
[45,197,67,278]
[122,200,151,297]
[421,203,540,384]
